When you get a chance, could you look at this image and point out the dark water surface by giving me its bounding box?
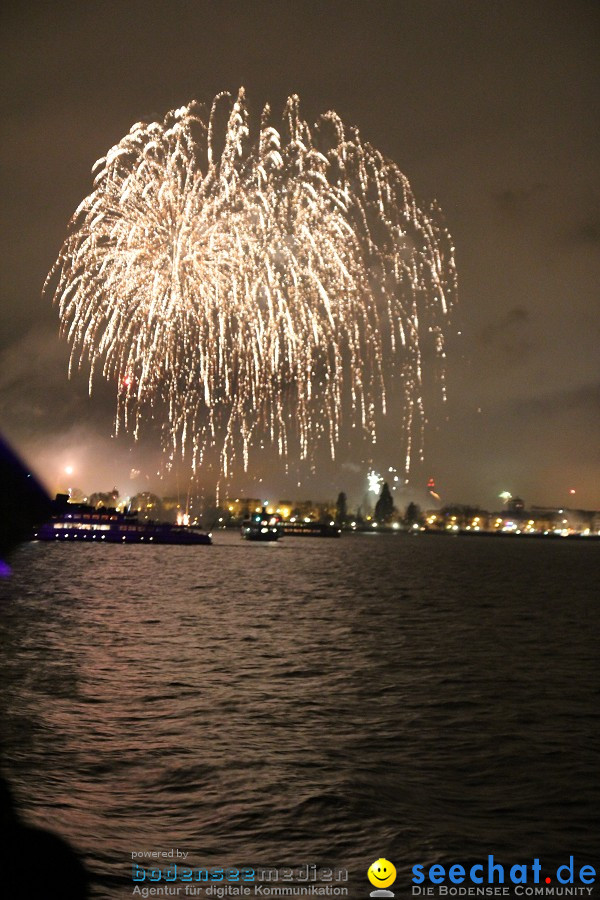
[1,533,598,897]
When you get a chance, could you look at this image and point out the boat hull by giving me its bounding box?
[241,527,280,541]
[35,524,211,545]
[282,523,341,537]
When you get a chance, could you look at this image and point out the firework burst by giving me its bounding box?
[45,88,457,475]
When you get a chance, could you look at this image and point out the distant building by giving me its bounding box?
[224,498,263,519]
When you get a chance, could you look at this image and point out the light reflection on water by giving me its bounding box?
[1,533,598,897]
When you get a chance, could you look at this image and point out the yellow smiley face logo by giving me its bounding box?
[368,858,397,888]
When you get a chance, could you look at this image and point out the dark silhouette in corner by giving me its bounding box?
[0,434,52,558]
[1,437,89,897]
[1,777,89,898]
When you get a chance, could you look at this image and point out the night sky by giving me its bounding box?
[1,0,598,510]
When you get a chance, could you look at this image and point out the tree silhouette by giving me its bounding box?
[336,491,348,524]
[375,482,395,523]
[404,501,421,526]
